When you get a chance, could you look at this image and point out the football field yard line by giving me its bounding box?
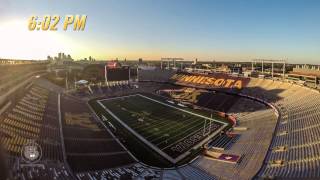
[173,123,228,162]
[131,110,188,130]
[137,94,228,125]
[144,118,199,142]
[157,125,204,149]
[98,93,229,163]
[101,93,227,125]
[97,100,177,163]
[140,117,194,138]
[102,95,205,142]
[160,121,220,151]
[111,97,180,131]
[108,96,179,131]
[151,119,203,145]
[105,96,208,143]
[134,114,195,134]
[144,116,201,141]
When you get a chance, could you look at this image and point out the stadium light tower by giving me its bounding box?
[272,62,274,78]
[252,62,254,72]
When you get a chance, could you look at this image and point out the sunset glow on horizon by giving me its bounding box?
[0,0,319,63]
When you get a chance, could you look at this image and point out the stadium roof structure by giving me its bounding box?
[161,57,184,69]
[252,59,287,78]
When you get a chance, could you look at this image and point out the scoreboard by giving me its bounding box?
[105,66,130,82]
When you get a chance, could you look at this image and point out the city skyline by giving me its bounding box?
[0,0,319,63]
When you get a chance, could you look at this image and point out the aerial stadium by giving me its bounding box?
[1,57,320,180]
[1,1,320,180]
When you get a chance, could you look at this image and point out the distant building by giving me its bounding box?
[48,52,74,67]
[287,64,320,87]
[215,64,231,73]
[292,64,320,76]
[193,58,198,65]
[47,56,53,61]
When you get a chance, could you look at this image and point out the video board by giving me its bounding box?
[106,67,130,81]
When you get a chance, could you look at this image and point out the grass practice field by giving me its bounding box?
[96,93,228,164]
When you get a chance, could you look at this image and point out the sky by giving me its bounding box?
[0,0,319,63]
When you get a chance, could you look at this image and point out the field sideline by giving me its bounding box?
[97,93,228,163]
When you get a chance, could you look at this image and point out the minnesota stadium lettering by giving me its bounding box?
[171,74,244,89]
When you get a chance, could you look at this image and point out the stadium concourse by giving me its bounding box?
[1,68,320,180]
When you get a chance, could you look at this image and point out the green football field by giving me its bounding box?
[97,93,228,163]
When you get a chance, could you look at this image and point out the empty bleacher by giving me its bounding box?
[0,85,63,162]
[60,94,136,173]
[209,134,238,150]
[0,82,72,179]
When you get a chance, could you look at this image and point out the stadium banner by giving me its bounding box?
[170,72,250,90]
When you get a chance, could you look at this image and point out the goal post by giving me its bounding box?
[203,117,214,136]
